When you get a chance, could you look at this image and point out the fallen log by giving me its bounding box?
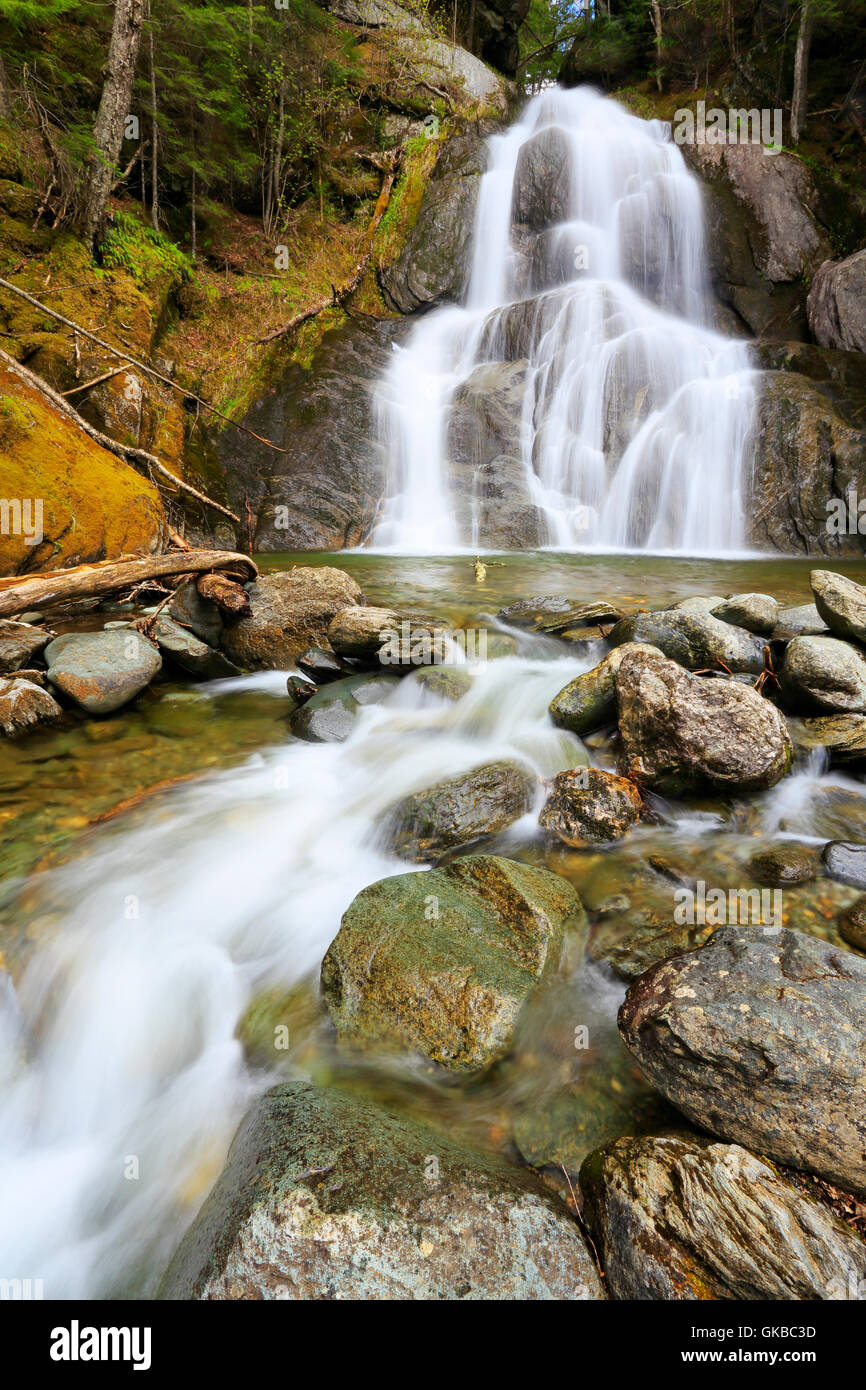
[0,550,257,618]
[196,571,252,617]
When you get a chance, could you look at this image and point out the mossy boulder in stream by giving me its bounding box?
[220,567,364,669]
[609,608,766,674]
[159,1081,603,1300]
[539,766,642,845]
[379,759,536,860]
[549,641,653,736]
[321,854,586,1072]
[290,671,400,742]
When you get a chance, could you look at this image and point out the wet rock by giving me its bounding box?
[533,602,627,635]
[539,767,642,846]
[285,674,316,712]
[811,569,866,646]
[290,672,399,742]
[781,635,866,713]
[380,759,536,860]
[580,1135,866,1301]
[672,595,726,614]
[167,579,223,648]
[321,854,585,1072]
[296,647,351,683]
[615,648,792,793]
[793,713,866,764]
[838,896,866,952]
[749,843,819,885]
[44,630,162,714]
[512,127,573,231]
[0,676,62,736]
[220,567,364,669]
[711,593,778,636]
[776,602,828,636]
[327,606,399,658]
[499,596,576,625]
[405,666,474,702]
[0,620,52,674]
[822,841,866,891]
[549,641,653,736]
[159,1081,603,1300]
[153,617,241,680]
[609,609,766,674]
[807,250,866,353]
[618,925,866,1195]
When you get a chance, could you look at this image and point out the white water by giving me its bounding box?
[370,86,757,554]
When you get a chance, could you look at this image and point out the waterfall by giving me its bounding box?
[369,86,757,555]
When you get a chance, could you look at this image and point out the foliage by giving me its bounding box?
[100,211,191,286]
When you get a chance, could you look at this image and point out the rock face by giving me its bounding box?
[811,569,866,645]
[290,672,399,741]
[808,251,866,353]
[549,642,652,736]
[618,926,866,1196]
[615,648,792,792]
[321,854,585,1071]
[220,567,364,669]
[781,636,866,713]
[539,767,642,845]
[380,134,488,314]
[511,127,573,231]
[580,1135,866,1301]
[0,676,62,736]
[609,609,766,674]
[380,760,536,860]
[0,620,52,674]
[159,1082,603,1300]
[44,630,162,714]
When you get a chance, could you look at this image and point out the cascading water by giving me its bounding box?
[370,86,757,554]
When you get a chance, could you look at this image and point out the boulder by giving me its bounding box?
[615,648,792,793]
[321,854,585,1071]
[776,602,828,635]
[328,605,400,657]
[511,127,573,231]
[811,569,866,645]
[580,1135,866,1301]
[608,609,766,674]
[711,593,778,635]
[159,1082,603,1300]
[822,841,866,892]
[539,767,642,846]
[549,642,653,736]
[0,619,52,674]
[153,617,240,680]
[0,676,62,736]
[618,925,866,1195]
[405,666,474,702]
[807,250,866,353]
[379,759,536,860]
[838,896,866,952]
[296,647,351,683]
[166,579,223,648]
[290,672,399,742]
[220,567,364,669]
[44,630,162,714]
[781,635,866,713]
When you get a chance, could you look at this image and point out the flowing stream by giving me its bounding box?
[370,86,756,553]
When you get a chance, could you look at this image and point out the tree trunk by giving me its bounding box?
[0,551,257,619]
[0,51,13,115]
[82,0,146,251]
[791,2,814,144]
[190,164,197,261]
[149,24,159,230]
[650,0,664,92]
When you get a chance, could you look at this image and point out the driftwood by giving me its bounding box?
[259,154,400,345]
[196,571,252,617]
[0,550,257,618]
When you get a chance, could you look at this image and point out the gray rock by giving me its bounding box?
[749,843,819,885]
[0,676,62,736]
[380,759,536,860]
[549,641,653,736]
[511,126,573,231]
[807,250,866,353]
[167,579,223,648]
[0,619,52,674]
[404,666,474,702]
[290,671,399,742]
[296,647,349,683]
[794,713,866,764]
[153,617,241,680]
[618,925,866,1196]
[811,569,866,645]
[615,647,792,793]
[609,609,766,674]
[45,630,162,714]
[539,767,642,846]
[711,593,778,635]
[321,854,585,1071]
[580,1135,866,1301]
[672,595,726,614]
[781,635,866,713]
[327,605,399,658]
[221,567,364,670]
[159,1081,603,1300]
[822,841,866,891]
[776,602,829,635]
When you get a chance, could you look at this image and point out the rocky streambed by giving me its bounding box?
[3,551,866,1300]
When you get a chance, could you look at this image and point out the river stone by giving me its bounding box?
[580,1135,866,1301]
[296,646,349,683]
[153,617,241,680]
[499,596,575,625]
[380,759,536,861]
[321,854,585,1072]
[776,602,828,636]
[811,569,866,646]
[618,925,866,1195]
[549,641,653,736]
[609,609,766,674]
[405,666,474,702]
[159,1082,603,1300]
[0,676,62,736]
[711,592,778,636]
[220,567,364,669]
[838,896,866,952]
[539,767,642,846]
[327,605,400,658]
[822,841,866,891]
[795,713,866,763]
[45,630,162,714]
[672,596,726,614]
[290,672,399,742]
[615,648,792,793]
[0,620,52,674]
[781,635,866,713]
[749,843,819,886]
[167,579,223,648]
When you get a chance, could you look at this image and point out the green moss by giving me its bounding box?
[101,212,191,289]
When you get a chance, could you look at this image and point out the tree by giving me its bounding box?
[790,1,814,142]
[81,0,146,250]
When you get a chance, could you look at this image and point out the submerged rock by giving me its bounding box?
[811,569,866,646]
[0,676,62,736]
[615,648,792,793]
[549,641,652,736]
[405,666,474,702]
[290,672,399,742]
[781,635,866,713]
[618,925,866,1195]
[539,767,642,845]
[159,1082,603,1300]
[749,843,819,886]
[580,1135,866,1301]
[380,760,536,860]
[220,567,363,669]
[609,609,766,674]
[0,620,52,674]
[711,592,778,635]
[838,896,866,952]
[44,630,161,714]
[321,854,585,1072]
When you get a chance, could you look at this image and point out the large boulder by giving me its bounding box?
[327,605,399,658]
[0,675,62,736]
[159,1082,603,1300]
[711,593,778,636]
[608,609,766,675]
[618,925,866,1196]
[44,630,162,714]
[220,567,364,669]
[811,569,866,645]
[379,760,536,860]
[511,127,573,232]
[0,619,52,674]
[807,250,866,353]
[549,641,653,736]
[580,1135,866,1301]
[615,648,792,792]
[320,854,585,1071]
[539,767,642,846]
[781,635,866,714]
